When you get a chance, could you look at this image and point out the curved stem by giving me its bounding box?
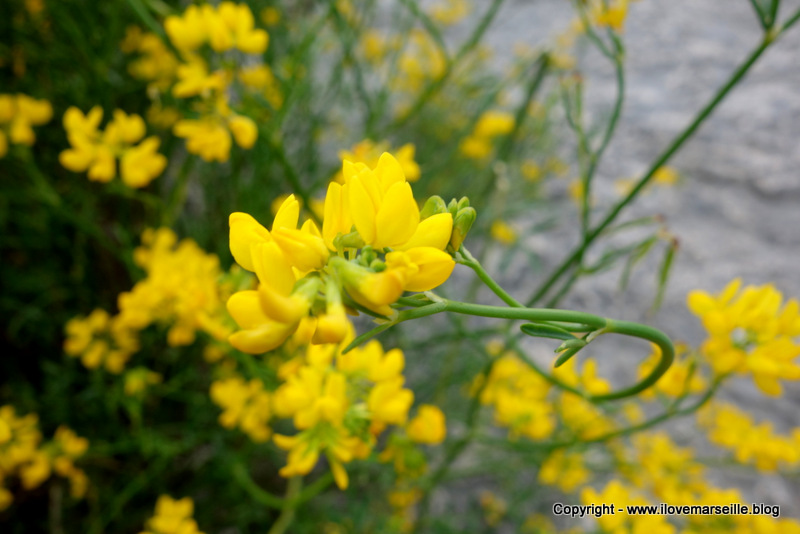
[267,476,303,534]
[347,297,674,401]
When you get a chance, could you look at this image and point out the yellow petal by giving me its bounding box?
[397,212,453,251]
[374,182,419,249]
[250,241,296,294]
[273,194,300,230]
[400,247,455,292]
[374,152,406,192]
[229,212,271,271]
[226,290,271,329]
[258,284,308,324]
[347,174,377,244]
[228,322,294,354]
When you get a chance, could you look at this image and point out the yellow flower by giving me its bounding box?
[60,107,166,188]
[227,147,464,353]
[0,93,52,157]
[143,495,204,534]
[688,279,800,395]
[699,403,799,472]
[210,376,272,442]
[406,405,446,445]
[538,450,590,493]
[335,140,421,183]
[591,0,629,32]
[490,220,517,245]
[63,309,139,373]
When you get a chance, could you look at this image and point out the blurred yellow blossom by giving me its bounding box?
[141,495,204,534]
[490,220,517,245]
[59,107,167,188]
[0,93,52,157]
[688,279,800,395]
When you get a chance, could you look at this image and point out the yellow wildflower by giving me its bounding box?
[142,495,204,534]
[0,93,52,157]
[538,450,590,493]
[688,279,800,395]
[59,107,166,188]
[406,405,446,445]
[490,220,517,245]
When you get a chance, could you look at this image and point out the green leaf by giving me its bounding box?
[520,322,576,341]
[651,238,678,313]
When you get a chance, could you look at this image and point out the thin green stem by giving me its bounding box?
[749,0,770,29]
[267,476,303,534]
[457,247,523,307]
[346,296,673,401]
[232,462,285,510]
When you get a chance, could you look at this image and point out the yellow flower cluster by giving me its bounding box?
[0,406,88,510]
[118,228,233,347]
[210,375,272,442]
[64,309,139,373]
[64,228,235,374]
[226,151,465,355]
[121,27,179,93]
[122,2,274,162]
[0,93,52,157]
[165,3,268,54]
[476,354,555,440]
[624,432,706,504]
[538,450,590,493]
[271,339,423,490]
[699,402,800,472]
[688,278,800,396]
[140,495,204,534]
[476,348,619,443]
[606,430,800,533]
[334,139,420,183]
[581,480,675,534]
[59,107,167,188]
[459,110,515,160]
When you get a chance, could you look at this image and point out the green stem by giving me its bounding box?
[267,476,303,534]
[749,0,769,29]
[457,247,523,307]
[526,32,778,307]
[346,297,674,401]
[232,462,285,510]
[162,155,194,227]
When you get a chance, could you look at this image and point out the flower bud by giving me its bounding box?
[450,206,476,251]
[420,195,448,220]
